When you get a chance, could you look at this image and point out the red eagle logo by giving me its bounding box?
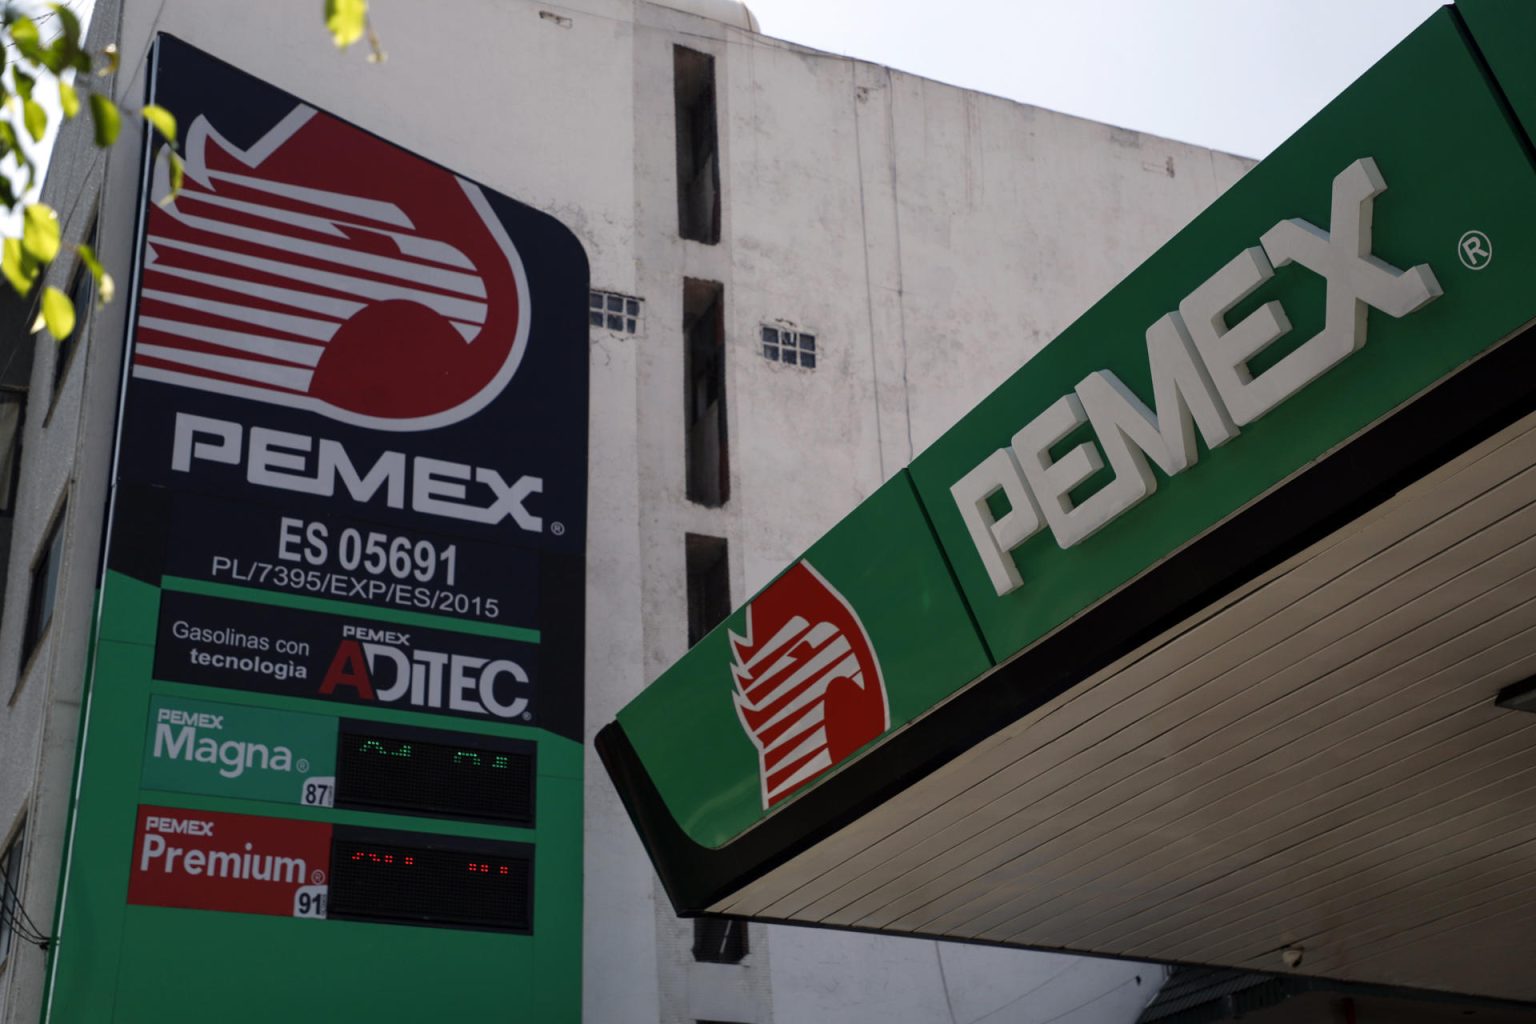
[730,561,888,809]
[131,105,530,431]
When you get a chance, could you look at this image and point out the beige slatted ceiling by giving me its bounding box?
[718,409,1536,1001]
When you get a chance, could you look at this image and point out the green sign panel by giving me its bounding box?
[141,695,338,806]
[910,8,1536,661]
[1458,0,1536,150]
[609,5,1536,863]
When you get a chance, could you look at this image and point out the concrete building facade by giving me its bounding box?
[0,0,1251,1021]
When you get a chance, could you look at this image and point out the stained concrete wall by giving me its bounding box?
[0,0,1251,1022]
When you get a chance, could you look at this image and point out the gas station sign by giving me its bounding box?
[141,695,337,805]
[128,806,332,918]
[601,1,1536,924]
[47,34,589,1024]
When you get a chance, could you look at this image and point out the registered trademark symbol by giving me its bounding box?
[1458,229,1492,270]
[521,712,532,721]
[297,758,309,772]
[311,869,326,884]
[550,521,565,536]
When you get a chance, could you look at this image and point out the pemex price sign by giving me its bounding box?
[46,34,589,1024]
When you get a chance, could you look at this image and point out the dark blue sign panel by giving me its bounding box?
[112,36,589,741]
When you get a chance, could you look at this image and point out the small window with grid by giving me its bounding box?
[760,325,816,369]
[589,290,642,334]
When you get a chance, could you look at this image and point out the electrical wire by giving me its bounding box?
[0,858,52,950]
[1,854,47,939]
[0,882,44,940]
[1,894,50,947]
[1,897,49,949]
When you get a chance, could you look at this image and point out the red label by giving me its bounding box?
[730,561,888,808]
[127,806,332,917]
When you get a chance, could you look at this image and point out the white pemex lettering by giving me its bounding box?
[952,157,1441,596]
[170,413,543,532]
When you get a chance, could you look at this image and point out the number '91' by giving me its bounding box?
[278,517,458,585]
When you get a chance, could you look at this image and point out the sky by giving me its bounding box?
[741,0,1446,159]
[8,0,1452,227]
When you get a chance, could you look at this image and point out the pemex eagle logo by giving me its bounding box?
[730,561,889,809]
[131,104,531,432]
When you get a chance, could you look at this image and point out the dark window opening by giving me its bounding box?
[20,505,65,670]
[692,916,748,964]
[686,534,730,647]
[0,389,24,515]
[684,279,729,506]
[674,46,721,244]
[54,218,97,398]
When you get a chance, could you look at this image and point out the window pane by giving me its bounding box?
[800,335,815,353]
[625,318,638,334]
[22,511,65,666]
[761,326,777,343]
[762,343,778,361]
[589,292,603,309]
[626,299,640,316]
[0,396,24,514]
[589,312,605,327]
[607,314,623,330]
[607,295,623,312]
[801,353,816,369]
[692,917,748,963]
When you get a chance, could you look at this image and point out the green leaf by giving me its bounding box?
[39,38,68,75]
[141,103,176,144]
[21,203,60,263]
[9,17,41,61]
[1,237,37,295]
[22,98,45,142]
[88,92,118,145]
[57,78,77,118]
[156,149,184,206]
[325,0,368,49]
[12,69,34,103]
[49,3,82,47]
[40,285,73,340]
[77,242,113,305]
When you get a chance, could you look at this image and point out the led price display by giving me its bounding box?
[328,828,532,933]
[334,722,534,825]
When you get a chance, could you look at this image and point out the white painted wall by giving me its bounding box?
[0,1,1251,1022]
